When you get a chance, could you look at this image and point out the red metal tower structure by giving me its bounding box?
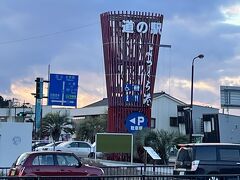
[101,11,163,133]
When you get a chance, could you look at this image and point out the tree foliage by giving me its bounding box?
[133,128,189,164]
[0,96,10,108]
[75,115,107,143]
[41,112,75,141]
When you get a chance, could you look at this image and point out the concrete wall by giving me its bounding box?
[218,113,240,143]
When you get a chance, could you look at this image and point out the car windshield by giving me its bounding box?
[45,142,62,147]
[15,153,29,166]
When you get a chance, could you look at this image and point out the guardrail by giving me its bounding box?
[0,167,9,176]
[102,165,174,175]
[0,165,173,176]
[1,174,240,179]
[1,166,240,179]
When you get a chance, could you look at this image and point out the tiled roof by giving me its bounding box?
[83,91,185,108]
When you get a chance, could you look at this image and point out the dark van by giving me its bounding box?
[173,143,240,175]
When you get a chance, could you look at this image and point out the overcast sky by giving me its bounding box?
[0,0,240,113]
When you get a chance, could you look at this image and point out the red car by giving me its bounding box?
[8,151,104,177]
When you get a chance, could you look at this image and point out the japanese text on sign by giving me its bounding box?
[122,20,162,35]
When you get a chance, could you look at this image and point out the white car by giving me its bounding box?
[55,141,94,158]
[35,141,63,151]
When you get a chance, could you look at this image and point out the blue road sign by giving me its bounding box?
[48,73,78,106]
[125,112,148,133]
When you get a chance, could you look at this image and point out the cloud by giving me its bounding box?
[50,42,103,74]
[219,76,240,86]
[155,76,218,104]
[5,79,36,105]
[1,70,107,108]
[220,4,240,26]
[194,81,217,94]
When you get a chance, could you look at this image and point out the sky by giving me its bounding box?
[0,0,240,114]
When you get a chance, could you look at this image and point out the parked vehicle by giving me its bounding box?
[32,141,49,151]
[173,143,240,177]
[8,151,104,177]
[35,141,63,151]
[55,141,96,158]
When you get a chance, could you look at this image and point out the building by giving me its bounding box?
[203,113,240,143]
[72,91,186,132]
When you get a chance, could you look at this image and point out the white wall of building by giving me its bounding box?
[70,106,108,117]
[152,95,185,132]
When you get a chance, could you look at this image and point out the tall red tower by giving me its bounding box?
[101,11,163,133]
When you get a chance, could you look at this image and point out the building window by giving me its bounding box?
[204,121,212,132]
[178,111,184,117]
[151,118,156,129]
[179,123,186,135]
[170,117,178,127]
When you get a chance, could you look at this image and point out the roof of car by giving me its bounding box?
[177,143,240,148]
[27,151,76,155]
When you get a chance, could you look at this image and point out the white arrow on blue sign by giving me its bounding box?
[125,112,148,133]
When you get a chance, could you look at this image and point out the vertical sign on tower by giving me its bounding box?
[101,11,163,133]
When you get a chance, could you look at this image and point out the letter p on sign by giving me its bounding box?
[138,116,145,125]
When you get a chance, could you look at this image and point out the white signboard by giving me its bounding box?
[143,146,161,160]
[0,122,32,167]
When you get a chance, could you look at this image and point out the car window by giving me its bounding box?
[195,147,216,161]
[56,154,79,166]
[32,155,54,166]
[219,148,240,161]
[79,142,91,148]
[69,142,78,148]
[15,153,29,166]
[177,148,191,161]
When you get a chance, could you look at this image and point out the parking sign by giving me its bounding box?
[125,112,148,133]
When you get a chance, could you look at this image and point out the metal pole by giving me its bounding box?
[23,101,25,122]
[190,54,204,143]
[14,106,16,121]
[190,60,195,143]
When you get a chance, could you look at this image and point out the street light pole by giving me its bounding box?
[190,54,204,142]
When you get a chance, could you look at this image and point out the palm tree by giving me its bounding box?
[41,112,75,141]
[75,115,107,143]
[133,128,188,164]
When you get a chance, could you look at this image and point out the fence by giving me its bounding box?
[1,174,240,179]
[0,165,173,177]
[1,166,240,179]
[102,165,174,176]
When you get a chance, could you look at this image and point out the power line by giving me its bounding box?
[0,22,98,45]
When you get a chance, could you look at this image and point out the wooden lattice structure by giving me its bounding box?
[101,11,163,132]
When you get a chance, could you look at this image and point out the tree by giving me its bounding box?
[41,112,75,141]
[0,96,10,108]
[133,128,189,164]
[75,115,107,143]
